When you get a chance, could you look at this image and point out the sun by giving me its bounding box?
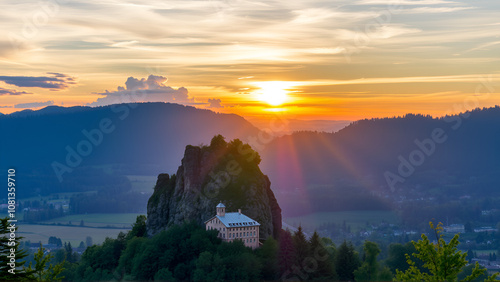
[254,81,293,106]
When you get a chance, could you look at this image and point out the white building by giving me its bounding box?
[204,203,260,249]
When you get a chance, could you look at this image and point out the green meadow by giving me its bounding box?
[39,213,143,228]
[17,224,130,246]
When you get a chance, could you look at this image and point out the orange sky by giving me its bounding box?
[0,0,499,125]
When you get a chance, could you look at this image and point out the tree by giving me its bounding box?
[85,236,93,248]
[457,264,489,281]
[309,231,336,280]
[77,232,127,280]
[355,241,393,281]
[48,236,62,247]
[64,242,77,264]
[292,226,310,266]
[126,215,147,239]
[386,242,421,273]
[0,217,32,280]
[278,230,296,278]
[256,236,279,280]
[25,243,65,281]
[335,240,360,281]
[210,134,227,150]
[354,241,381,281]
[154,268,175,281]
[395,222,498,282]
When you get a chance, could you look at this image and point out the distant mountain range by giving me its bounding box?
[262,106,500,216]
[3,103,500,219]
[1,103,260,197]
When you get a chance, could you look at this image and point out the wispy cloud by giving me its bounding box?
[464,40,500,53]
[0,87,31,95]
[400,6,473,14]
[293,74,500,86]
[14,100,54,108]
[356,0,458,5]
[0,73,76,90]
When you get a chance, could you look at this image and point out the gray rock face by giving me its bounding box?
[146,143,282,240]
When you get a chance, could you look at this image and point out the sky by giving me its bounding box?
[1,0,499,127]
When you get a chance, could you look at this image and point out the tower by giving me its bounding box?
[216,202,225,217]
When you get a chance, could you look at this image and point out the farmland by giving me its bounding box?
[39,213,143,228]
[17,224,130,246]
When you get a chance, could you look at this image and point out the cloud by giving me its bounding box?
[0,40,29,58]
[356,0,458,5]
[0,73,76,90]
[207,98,223,108]
[0,87,31,95]
[0,105,12,108]
[14,100,54,108]
[400,6,473,14]
[88,75,193,107]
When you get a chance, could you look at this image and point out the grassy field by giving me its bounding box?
[39,213,143,228]
[17,224,130,246]
[284,210,400,231]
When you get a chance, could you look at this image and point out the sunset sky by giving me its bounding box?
[1,0,499,126]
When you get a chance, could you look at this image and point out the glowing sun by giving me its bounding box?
[254,81,293,106]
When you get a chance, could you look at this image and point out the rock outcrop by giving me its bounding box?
[146,137,282,240]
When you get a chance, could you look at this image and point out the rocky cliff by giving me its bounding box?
[146,136,282,240]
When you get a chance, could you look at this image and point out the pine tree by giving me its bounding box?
[278,230,296,278]
[292,226,310,266]
[256,236,279,280]
[64,242,76,263]
[335,240,360,281]
[308,231,336,280]
[0,217,33,280]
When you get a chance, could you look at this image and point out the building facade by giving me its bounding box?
[205,203,260,249]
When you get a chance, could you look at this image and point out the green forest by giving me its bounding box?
[2,216,498,281]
